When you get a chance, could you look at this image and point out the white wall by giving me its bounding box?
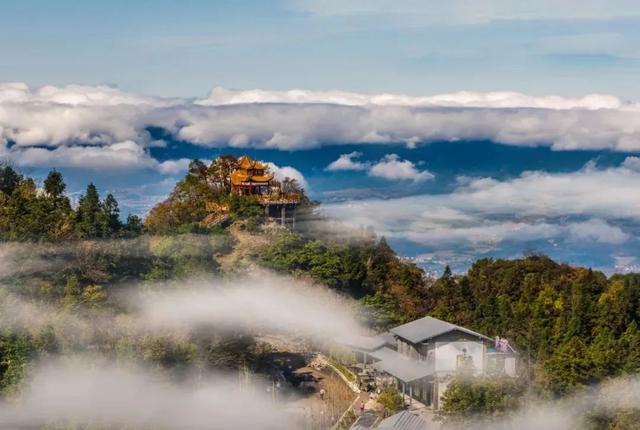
[505,356,517,377]
[434,340,484,375]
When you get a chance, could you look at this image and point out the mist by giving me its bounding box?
[0,269,366,350]
[442,377,640,430]
[131,272,365,340]
[0,358,292,430]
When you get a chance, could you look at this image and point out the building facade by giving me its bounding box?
[338,316,517,409]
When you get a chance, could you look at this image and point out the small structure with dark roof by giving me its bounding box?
[335,316,518,410]
[377,411,427,430]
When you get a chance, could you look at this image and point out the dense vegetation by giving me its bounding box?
[0,165,142,240]
[1,157,640,428]
[256,232,428,327]
[425,257,640,397]
[256,230,640,398]
[437,378,525,421]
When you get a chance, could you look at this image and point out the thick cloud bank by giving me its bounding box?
[2,82,640,172]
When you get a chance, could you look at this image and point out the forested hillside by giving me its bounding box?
[1,158,640,428]
[427,257,640,395]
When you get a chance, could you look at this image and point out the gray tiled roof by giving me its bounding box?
[370,348,434,382]
[377,411,427,430]
[390,316,492,344]
[334,334,389,352]
[350,410,378,429]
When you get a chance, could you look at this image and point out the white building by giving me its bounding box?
[338,316,517,409]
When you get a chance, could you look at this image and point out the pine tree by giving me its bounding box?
[76,183,103,238]
[0,165,22,196]
[102,193,121,236]
[43,170,65,198]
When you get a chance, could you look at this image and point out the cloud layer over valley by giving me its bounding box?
[3,82,640,273]
[323,159,640,272]
[3,82,640,174]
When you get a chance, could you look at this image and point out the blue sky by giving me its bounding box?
[3,0,640,98]
[3,1,640,275]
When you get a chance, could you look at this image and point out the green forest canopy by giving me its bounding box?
[1,160,640,427]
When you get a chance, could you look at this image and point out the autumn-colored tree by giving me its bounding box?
[207,155,238,194]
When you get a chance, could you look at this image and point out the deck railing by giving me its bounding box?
[255,192,302,204]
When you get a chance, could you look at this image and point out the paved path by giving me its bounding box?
[352,391,371,415]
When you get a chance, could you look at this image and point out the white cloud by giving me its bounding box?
[326,152,433,181]
[4,82,640,167]
[156,158,192,175]
[367,153,434,182]
[404,221,562,246]
[0,139,189,175]
[566,219,629,244]
[621,156,640,171]
[323,161,640,249]
[4,141,154,170]
[326,151,369,171]
[200,86,624,110]
[267,162,309,191]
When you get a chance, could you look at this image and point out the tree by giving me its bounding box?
[377,386,404,416]
[366,237,395,290]
[76,183,103,238]
[102,193,121,236]
[125,214,144,235]
[0,165,22,196]
[0,334,32,395]
[188,159,208,179]
[43,170,65,198]
[619,322,640,374]
[542,336,592,396]
[438,378,524,422]
[589,328,622,379]
[207,155,238,194]
[281,177,303,194]
[146,158,221,232]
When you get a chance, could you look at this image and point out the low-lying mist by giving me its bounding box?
[0,358,292,430]
[131,272,365,339]
[443,377,640,430]
[0,271,366,342]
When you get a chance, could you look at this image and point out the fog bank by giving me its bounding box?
[0,359,291,429]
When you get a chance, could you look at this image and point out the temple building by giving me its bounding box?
[230,155,275,196]
[225,155,303,227]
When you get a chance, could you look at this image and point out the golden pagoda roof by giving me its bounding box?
[230,170,274,186]
[237,155,268,171]
[231,155,273,185]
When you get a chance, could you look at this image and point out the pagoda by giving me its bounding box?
[230,155,274,196]
[227,155,303,227]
